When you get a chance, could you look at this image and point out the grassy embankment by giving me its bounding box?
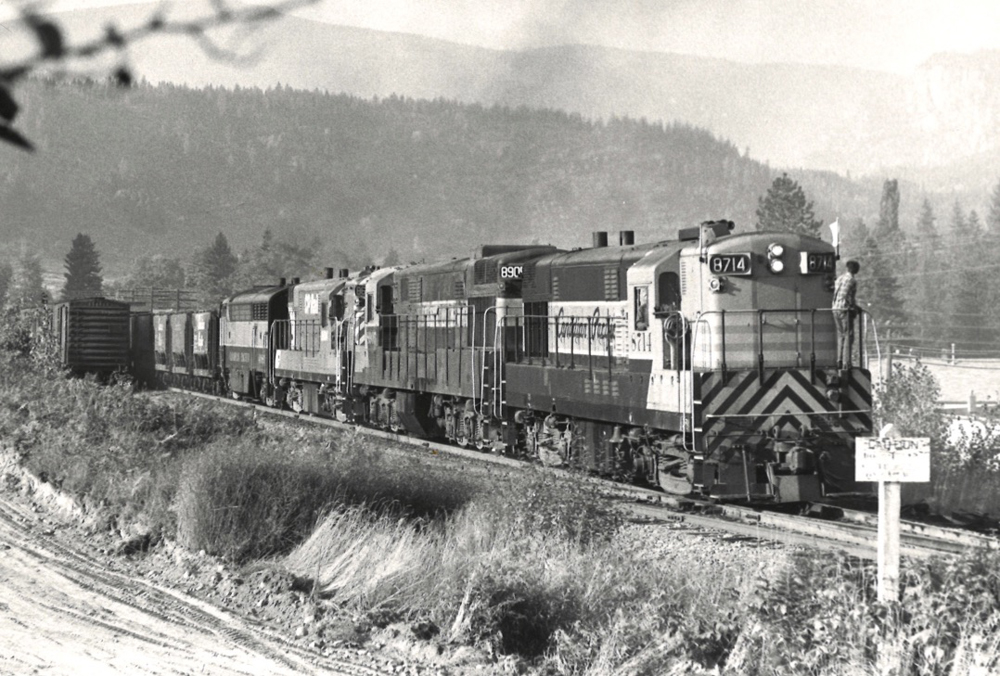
[2,315,1000,674]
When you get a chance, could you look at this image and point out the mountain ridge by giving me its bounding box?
[33,4,999,182]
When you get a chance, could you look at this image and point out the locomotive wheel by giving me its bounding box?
[537,447,564,467]
[658,472,693,496]
[658,456,693,496]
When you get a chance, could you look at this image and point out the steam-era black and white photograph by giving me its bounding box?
[2,1,1000,674]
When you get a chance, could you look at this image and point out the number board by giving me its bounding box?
[708,253,752,276]
[800,252,837,274]
[500,264,524,280]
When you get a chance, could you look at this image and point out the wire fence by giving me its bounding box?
[871,342,1000,410]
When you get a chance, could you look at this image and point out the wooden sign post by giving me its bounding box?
[855,424,930,602]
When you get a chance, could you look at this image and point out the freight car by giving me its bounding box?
[151,309,221,392]
[51,297,131,378]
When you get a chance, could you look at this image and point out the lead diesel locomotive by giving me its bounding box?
[209,220,872,503]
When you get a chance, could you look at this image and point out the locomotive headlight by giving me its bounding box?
[767,243,785,259]
[767,259,785,274]
[709,276,726,293]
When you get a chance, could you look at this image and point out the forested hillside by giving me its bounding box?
[3,77,870,275]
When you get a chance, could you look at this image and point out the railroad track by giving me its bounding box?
[170,388,1000,560]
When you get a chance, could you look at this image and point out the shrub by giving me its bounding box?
[728,549,1000,676]
[175,435,346,561]
[873,359,946,442]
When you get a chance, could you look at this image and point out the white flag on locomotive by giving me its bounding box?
[829,218,841,256]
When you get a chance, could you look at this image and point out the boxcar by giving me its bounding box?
[51,297,131,378]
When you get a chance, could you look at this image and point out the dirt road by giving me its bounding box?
[0,495,389,676]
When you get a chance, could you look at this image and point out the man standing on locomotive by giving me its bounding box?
[833,259,860,370]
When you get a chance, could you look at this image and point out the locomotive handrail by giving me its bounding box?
[372,305,480,402]
[864,312,883,382]
[689,307,870,376]
[271,318,322,357]
[499,313,629,376]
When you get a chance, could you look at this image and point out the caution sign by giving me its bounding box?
[855,437,930,482]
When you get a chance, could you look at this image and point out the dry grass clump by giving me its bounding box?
[284,471,733,671]
[175,430,481,562]
[284,469,1000,675]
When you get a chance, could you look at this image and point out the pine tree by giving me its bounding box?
[988,179,1000,236]
[10,250,48,308]
[984,181,1000,343]
[863,179,906,334]
[203,232,237,283]
[874,179,901,239]
[947,202,986,352]
[909,200,943,348]
[189,232,237,304]
[0,261,12,310]
[754,173,822,236]
[61,233,103,300]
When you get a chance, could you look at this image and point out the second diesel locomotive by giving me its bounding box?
[168,220,873,503]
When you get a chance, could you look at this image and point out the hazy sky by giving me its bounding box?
[7,0,1000,73]
[292,0,1000,72]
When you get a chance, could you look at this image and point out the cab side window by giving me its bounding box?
[657,272,681,313]
[634,286,649,331]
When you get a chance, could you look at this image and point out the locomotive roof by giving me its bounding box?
[529,239,679,269]
[291,277,349,298]
[397,245,558,278]
[704,230,836,253]
[223,284,288,305]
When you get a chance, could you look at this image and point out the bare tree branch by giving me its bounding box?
[0,0,322,150]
